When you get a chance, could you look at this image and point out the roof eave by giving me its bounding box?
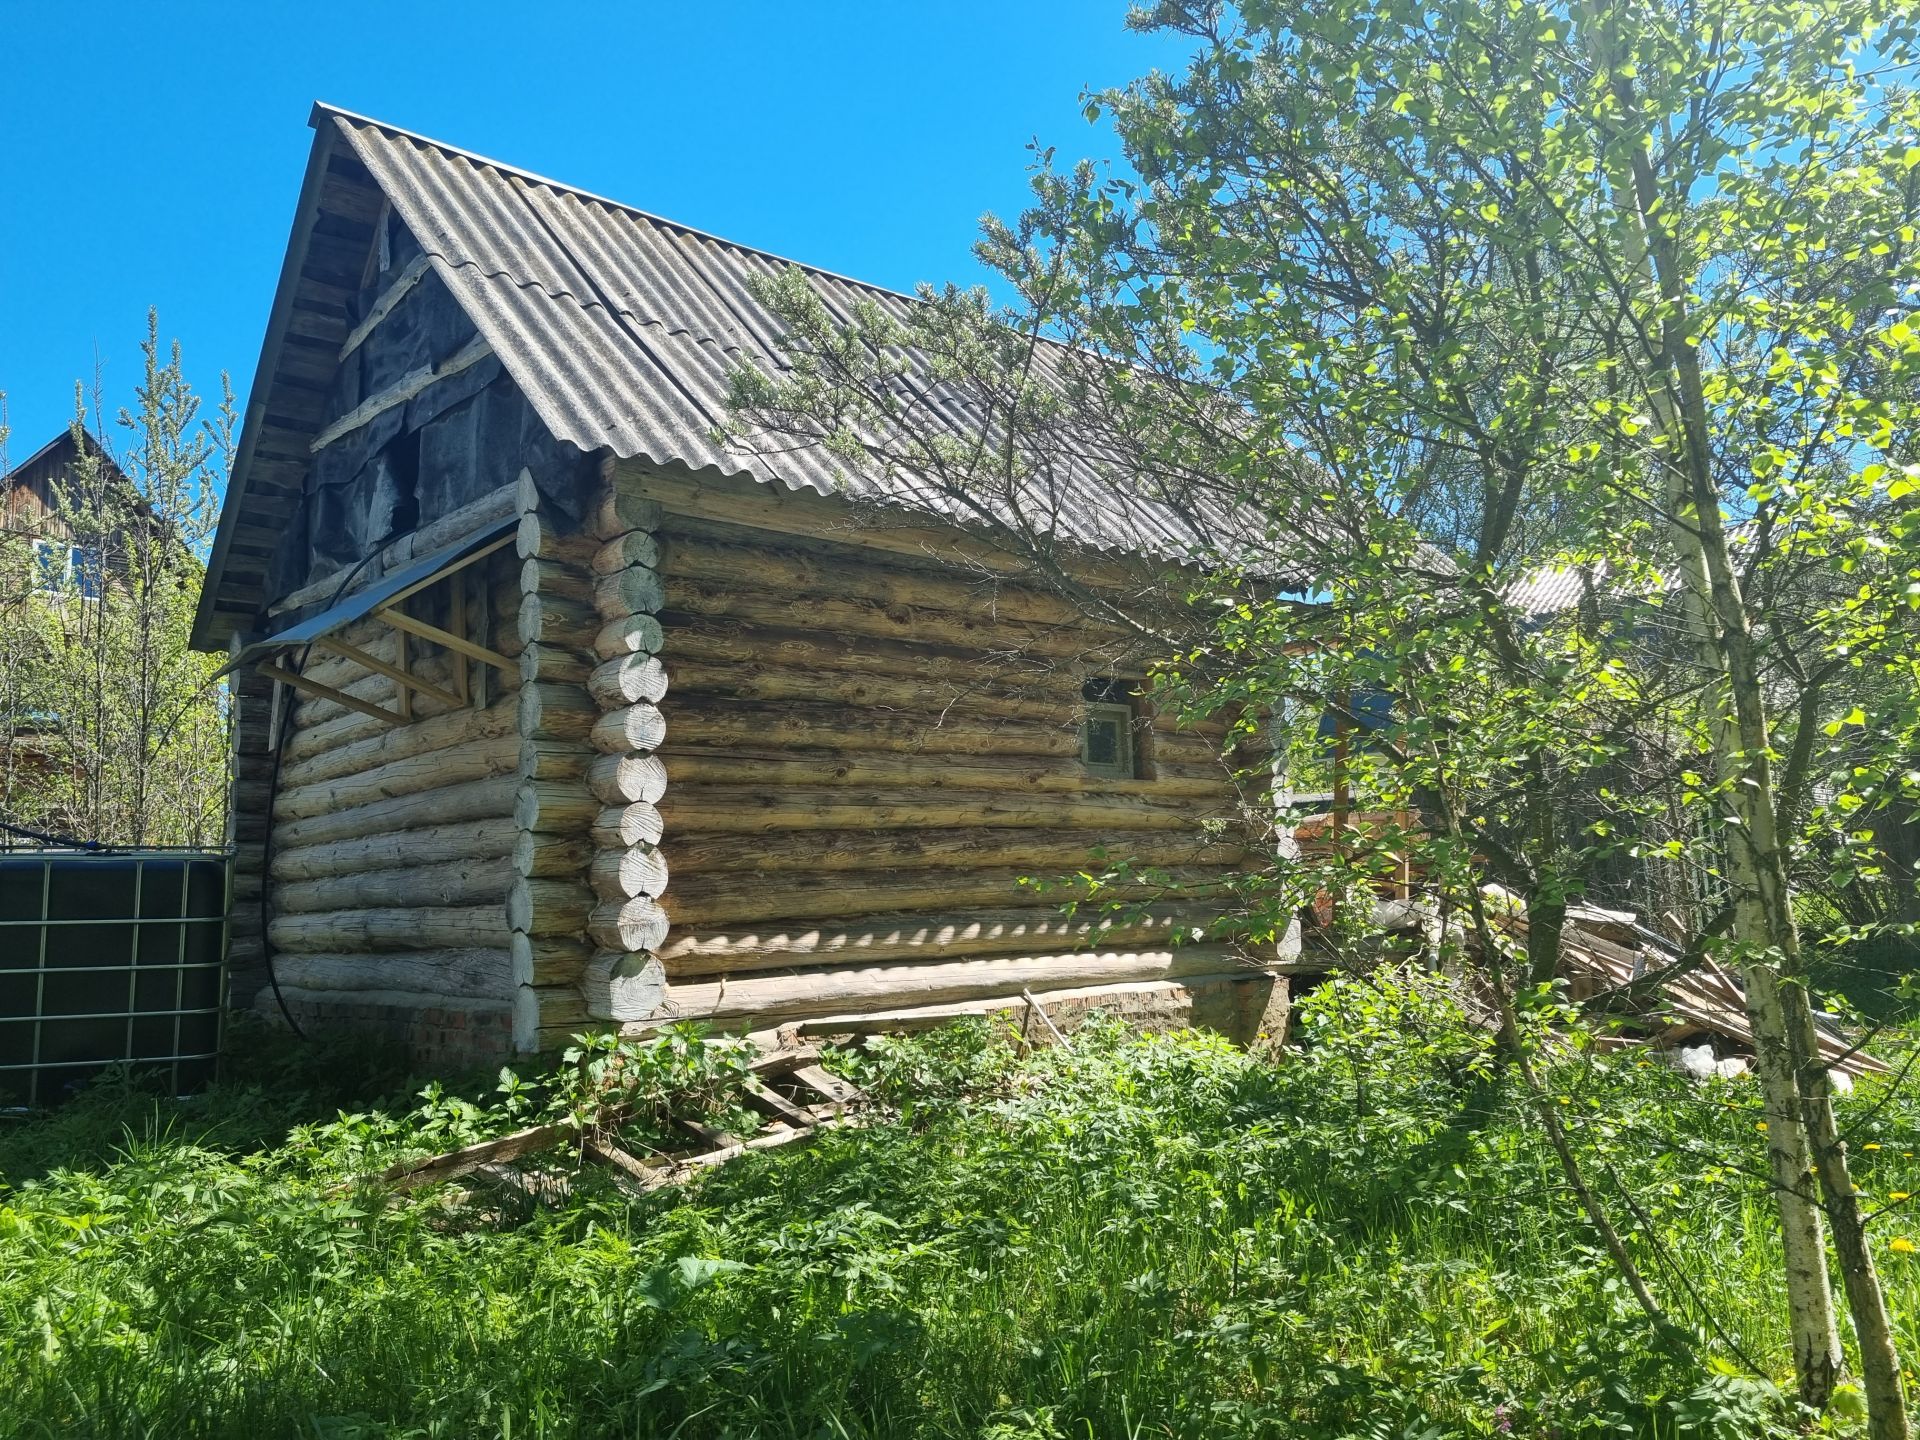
[191,115,344,653]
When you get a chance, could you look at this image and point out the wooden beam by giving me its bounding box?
[340,253,428,358]
[380,531,516,611]
[312,635,464,708]
[258,662,403,726]
[377,603,515,674]
[308,333,492,453]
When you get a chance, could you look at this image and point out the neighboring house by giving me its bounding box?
[3,428,117,599]
[1,429,124,805]
[195,106,1291,1064]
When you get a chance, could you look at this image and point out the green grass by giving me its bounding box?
[4,984,1920,1439]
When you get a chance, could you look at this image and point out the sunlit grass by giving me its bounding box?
[2,990,1917,1438]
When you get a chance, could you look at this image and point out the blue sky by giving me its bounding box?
[0,2,1183,471]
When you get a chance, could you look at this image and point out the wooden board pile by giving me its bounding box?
[1294,811,1885,1080]
[366,1046,866,1198]
[1535,902,1887,1080]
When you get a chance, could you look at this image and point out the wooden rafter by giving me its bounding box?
[376,603,514,674]
[312,634,464,708]
[257,661,404,726]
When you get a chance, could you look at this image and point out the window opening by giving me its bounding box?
[1081,677,1143,780]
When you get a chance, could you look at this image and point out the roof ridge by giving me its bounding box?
[309,101,935,310]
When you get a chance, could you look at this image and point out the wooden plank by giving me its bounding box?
[313,634,464,709]
[340,253,429,358]
[742,1076,814,1127]
[258,662,402,727]
[790,1064,864,1112]
[308,333,492,453]
[380,531,517,612]
[376,605,515,675]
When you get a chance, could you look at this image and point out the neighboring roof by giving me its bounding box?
[6,428,131,491]
[5,429,142,538]
[1503,562,1605,616]
[195,104,1288,651]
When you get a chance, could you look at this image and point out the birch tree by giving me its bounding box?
[728,0,1920,1427]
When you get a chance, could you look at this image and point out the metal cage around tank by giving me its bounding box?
[0,847,229,1108]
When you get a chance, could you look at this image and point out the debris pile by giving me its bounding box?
[367,1046,867,1199]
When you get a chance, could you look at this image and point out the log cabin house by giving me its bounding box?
[194,106,1296,1064]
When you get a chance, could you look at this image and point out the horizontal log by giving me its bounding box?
[268,905,512,954]
[594,564,665,620]
[581,952,668,1021]
[513,830,595,879]
[520,642,592,685]
[662,577,1139,664]
[657,747,1229,800]
[588,654,669,708]
[661,865,1237,928]
[272,818,519,882]
[507,878,594,937]
[670,827,1244,876]
[657,904,1230,977]
[661,615,1026,685]
[273,775,518,852]
[662,658,1225,740]
[786,977,1228,1040]
[508,592,600,654]
[514,780,601,834]
[591,530,662,575]
[652,945,1258,1026]
[274,855,515,916]
[522,982,590,1033]
[270,948,512,999]
[290,651,462,730]
[520,556,594,604]
[266,984,514,1021]
[277,700,517,790]
[270,480,519,616]
[657,784,1231,834]
[588,482,665,541]
[516,510,600,567]
[591,803,665,849]
[272,734,519,822]
[588,752,669,805]
[590,702,667,755]
[512,932,595,987]
[592,612,667,660]
[588,896,671,952]
[657,532,1130,631]
[520,681,599,742]
[631,466,1162,589]
[520,738,590,783]
[589,845,670,901]
[662,699,1079,759]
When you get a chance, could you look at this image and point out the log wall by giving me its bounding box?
[579,461,1281,1038]
[251,541,524,1059]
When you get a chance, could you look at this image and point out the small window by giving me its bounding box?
[32,539,63,591]
[1082,702,1135,779]
[70,546,102,599]
[32,541,103,597]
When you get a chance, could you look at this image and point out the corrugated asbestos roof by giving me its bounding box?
[194,105,1304,650]
[326,107,1258,565]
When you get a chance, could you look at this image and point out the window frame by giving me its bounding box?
[1080,699,1137,780]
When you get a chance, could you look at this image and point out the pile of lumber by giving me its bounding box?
[366,1046,866,1198]
[1539,902,1886,1080]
